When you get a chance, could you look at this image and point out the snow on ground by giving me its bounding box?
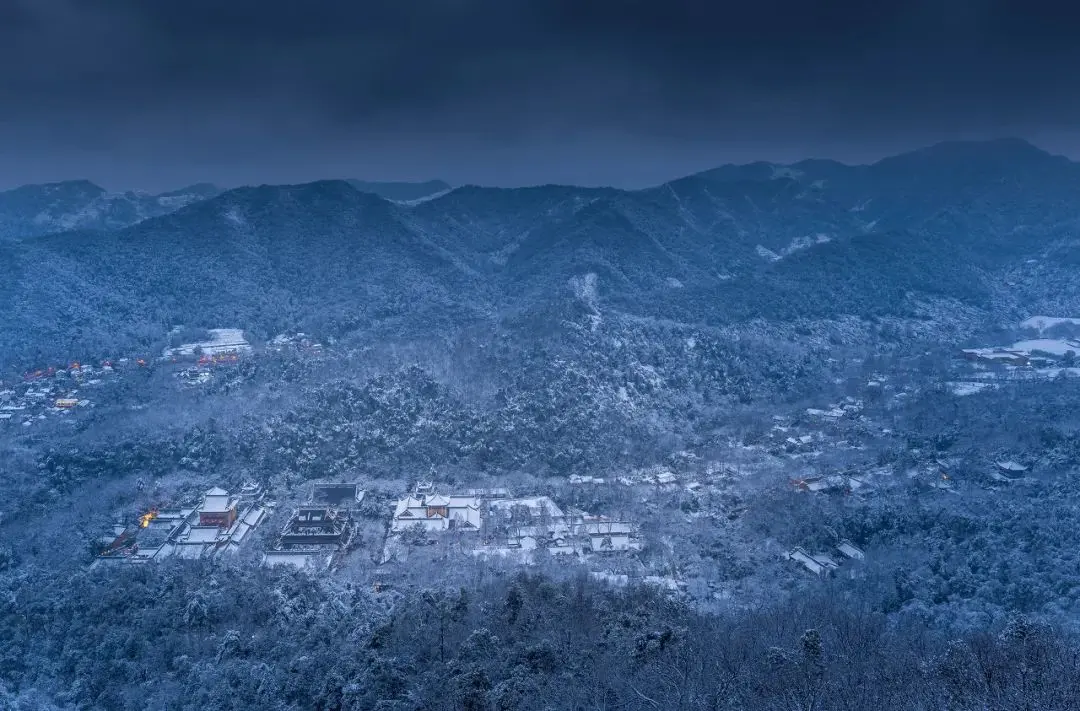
[972,367,1080,381]
[948,381,997,396]
[755,245,781,262]
[163,328,252,358]
[488,496,564,518]
[782,233,832,256]
[590,571,630,587]
[1019,316,1080,333]
[1010,339,1080,357]
[394,188,453,205]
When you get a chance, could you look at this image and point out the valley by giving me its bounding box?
[5,141,1080,709]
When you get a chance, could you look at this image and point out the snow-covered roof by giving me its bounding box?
[426,494,451,507]
[205,486,228,496]
[837,542,865,560]
[580,521,634,536]
[242,506,266,526]
[996,460,1028,472]
[394,496,425,517]
[231,522,255,543]
[175,544,208,560]
[201,495,236,513]
[185,526,221,543]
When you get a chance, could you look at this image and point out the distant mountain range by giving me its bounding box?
[0,179,453,240]
[2,139,1079,371]
[0,181,223,240]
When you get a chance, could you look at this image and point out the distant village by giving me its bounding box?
[385,482,639,562]
[953,315,1080,392]
[0,327,324,427]
[92,478,647,589]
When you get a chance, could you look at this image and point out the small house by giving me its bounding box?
[580,521,635,552]
[837,540,865,560]
[786,547,840,576]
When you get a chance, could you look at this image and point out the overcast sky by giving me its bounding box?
[1,0,1079,191]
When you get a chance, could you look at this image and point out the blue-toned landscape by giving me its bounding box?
[5,2,1080,709]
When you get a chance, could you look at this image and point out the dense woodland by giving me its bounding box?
[5,564,1080,711]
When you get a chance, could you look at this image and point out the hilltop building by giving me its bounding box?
[262,504,353,571]
[93,486,268,567]
[199,487,239,528]
[391,485,481,533]
[279,507,351,547]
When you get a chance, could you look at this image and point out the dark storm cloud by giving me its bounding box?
[1,0,1080,189]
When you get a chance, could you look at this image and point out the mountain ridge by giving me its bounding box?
[2,138,1078,368]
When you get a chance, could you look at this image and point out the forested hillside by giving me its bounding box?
[6,140,1080,710]
[4,139,1079,370]
[4,565,1079,711]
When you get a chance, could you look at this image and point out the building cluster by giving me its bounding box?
[391,482,482,533]
[262,482,364,571]
[267,332,325,357]
[389,483,639,558]
[961,337,1080,368]
[565,466,687,489]
[785,540,865,577]
[0,361,121,428]
[94,484,269,566]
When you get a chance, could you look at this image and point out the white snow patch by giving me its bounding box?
[770,165,804,180]
[1011,339,1080,357]
[571,273,602,331]
[224,208,246,226]
[163,328,251,358]
[755,245,782,262]
[1019,316,1080,334]
[393,188,454,206]
[948,381,996,396]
